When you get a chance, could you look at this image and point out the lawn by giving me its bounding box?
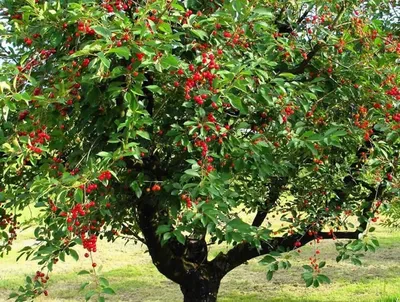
[1,219,400,302]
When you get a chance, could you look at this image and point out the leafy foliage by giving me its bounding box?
[0,0,399,300]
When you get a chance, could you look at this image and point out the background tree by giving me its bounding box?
[0,0,399,301]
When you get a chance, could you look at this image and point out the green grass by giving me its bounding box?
[1,225,400,301]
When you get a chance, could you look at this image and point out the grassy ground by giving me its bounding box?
[1,217,400,301]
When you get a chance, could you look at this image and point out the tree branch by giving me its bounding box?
[281,4,347,75]
[252,177,288,227]
[212,228,360,277]
[213,175,385,277]
[296,5,314,25]
[137,197,191,285]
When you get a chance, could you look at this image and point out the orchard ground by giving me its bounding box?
[1,209,400,302]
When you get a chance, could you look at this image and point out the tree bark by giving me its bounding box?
[180,270,221,302]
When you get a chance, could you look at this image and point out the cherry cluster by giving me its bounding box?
[0,210,18,249]
[101,0,133,12]
[181,194,193,208]
[19,127,52,154]
[78,183,98,194]
[76,20,95,36]
[33,271,49,297]
[82,233,98,255]
[178,54,219,103]
[386,86,400,100]
[98,170,112,181]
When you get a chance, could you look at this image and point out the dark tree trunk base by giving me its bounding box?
[180,271,220,302]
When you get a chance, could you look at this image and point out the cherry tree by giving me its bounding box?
[0,0,399,301]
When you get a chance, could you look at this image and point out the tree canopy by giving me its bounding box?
[0,0,399,301]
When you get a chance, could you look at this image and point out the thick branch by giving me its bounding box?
[214,171,385,277]
[285,43,322,75]
[252,177,288,227]
[212,229,360,276]
[137,197,190,285]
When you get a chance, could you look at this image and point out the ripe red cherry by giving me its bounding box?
[92,262,97,268]
[151,184,161,192]
[82,58,90,68]
[387,173,393,181]
[24,38,33,46]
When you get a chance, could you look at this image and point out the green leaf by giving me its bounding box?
[227,218,251,233]
[99,277,109,287]
[102,287,116,295]
[173,230,186,244]
[79,282,90,291]
[259,255,276,264]
[302,265,313,272]
[278,73,296,79]
[348,240,363,252]
[253,8,273,17]
[191,29,208,40]
[136,130,150,140]
[317,274,331,284]
[318,261,326,269]
[302,272,314,287]
[8,293,19,299]
[351,257,362,266]
[161,55,180,68]
[99,297,106,302]
[78,270,91,275]
[228,94,247,113]
[97,151,112,158]
[158,23,172,34]
[156,225,171,235]
[69,249,79,261]
[145,85,162,94]
[266,270,274,281]
[97,52,111,69]
[184,169,200,177]
[269,251,281,257]
[130,181,142,198]
[108,47,131,60]
[85,290,97,301]
[74,189,83,203]
[92,26,112,39]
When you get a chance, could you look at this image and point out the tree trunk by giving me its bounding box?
[180,272,221,302]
